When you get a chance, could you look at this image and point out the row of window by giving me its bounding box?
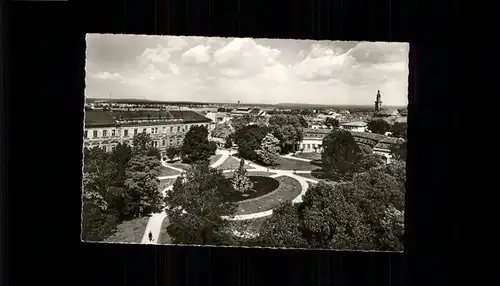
[90,137,183,153]
[84,124,209,139]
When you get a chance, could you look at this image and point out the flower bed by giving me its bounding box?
[223,176,280,202]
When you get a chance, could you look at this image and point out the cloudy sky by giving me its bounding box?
[85,34,409,106]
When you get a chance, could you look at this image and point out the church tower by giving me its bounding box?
[374,90,382,112]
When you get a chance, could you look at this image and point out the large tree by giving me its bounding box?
[133,132,159,158]
[391,122,407,139]
[166,147,181,162]
[118,154,164,219]
[268,114,304,153]
[231,114,253,133]
[255,133,281,166]
[181,125,216,163]
[231,159,254,195]
[211,123,233,139]
[233,125,269,161]
[367,119,391,134]
[321,130,363,181]
[108,143,133,186]
[348,165,405,250]
[325,117,340,129]
[164,161,238,245]
[299,182,374,250]
[256,202,308,248]
[390,141,407,162]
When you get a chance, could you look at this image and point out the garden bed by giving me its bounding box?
[223,176,280,202]
[236,176,302,215]
[104,217,149,244]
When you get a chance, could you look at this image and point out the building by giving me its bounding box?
[298,128,331,152]
[83,109,213,158]
[375,108,400,117]
[231,108,252,116]
[373,137,405,163]
[340,121,368,132]
[205,112,231,124]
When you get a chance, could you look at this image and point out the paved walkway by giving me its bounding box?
[142,149,321,244]
[281,153,313,162]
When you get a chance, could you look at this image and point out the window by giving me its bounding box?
[176,126,180,133]
[162,139,166,146]
[170,127,173,133]
[124,130,129,137]
[102,130,107,137]
[153,141,158,147]
[93,130,98,138]
[112,129,116,137]
[143,128,147,133]
[134,129,138,136]
[163,127,166,133]
[84,130,88,138]
[155,127,158,134]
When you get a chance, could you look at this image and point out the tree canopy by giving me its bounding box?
[164,161,238,245]
[324,117,340,129]
[231,159,254,195]
[211,123,233,139]
[255,133,281,166]
[391,122,407,139]
[268,114,304,154]
[321,129,363,181]
[233,125,269,161]
[181,125,216,163]
[367,119,391,134]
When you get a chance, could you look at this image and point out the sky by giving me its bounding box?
[85,34,409,106]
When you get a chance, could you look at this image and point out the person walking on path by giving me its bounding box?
[148,231,153,242]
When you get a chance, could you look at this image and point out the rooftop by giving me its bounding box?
[340,121,368,127]
[84,110,212,128]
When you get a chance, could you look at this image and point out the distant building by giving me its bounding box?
[231,108,252,116]
[84,109,213,158]
[373,137,405,163]
[375,108,400,117]
[298,128,331,152]
[340,121,368,132]
[375,90,383,112]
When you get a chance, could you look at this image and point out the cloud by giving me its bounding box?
[86,35,409,106]
[181,44,211,64]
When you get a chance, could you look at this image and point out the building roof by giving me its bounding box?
[84,110,212,128]
[350,131,386,141]
[84,110,117,127]
[375,108,400,116]
[340,121,368,127]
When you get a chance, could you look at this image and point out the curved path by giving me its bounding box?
[142,149,319,244]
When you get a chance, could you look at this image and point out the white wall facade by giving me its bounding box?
[299,138,323,153]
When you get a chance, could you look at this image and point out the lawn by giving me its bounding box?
[104,217,149,244]
[223,176,280,202]
[217,156,245,171]
[236,176,302,215]
[158,216,172,244]
[292,152,322,161]
[170,161,191,171]
[159,178,177,191]
[209,154,223,165]
[274,157,321,171]
[159,166,181,176]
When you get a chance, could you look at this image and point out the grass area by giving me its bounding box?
[217,156,245,171]
[274,157,321,171]
[223,176,280,202]
[170,161,191,171]
[159,178,176,191]
[158,216,172,244]
[292,152,322,161]
[296,173,319,180]
[209,154,223,165]
[236,176,302,215]
[159,166,181,176]
[104,217,149,244]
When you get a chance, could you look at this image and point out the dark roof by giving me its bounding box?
[84,110,212,128]
[350,131,386,141]
[375,108,400,116]
[249,108,261,115]
[84,110,117,127]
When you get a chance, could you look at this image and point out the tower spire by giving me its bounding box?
[375,90,382,112]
